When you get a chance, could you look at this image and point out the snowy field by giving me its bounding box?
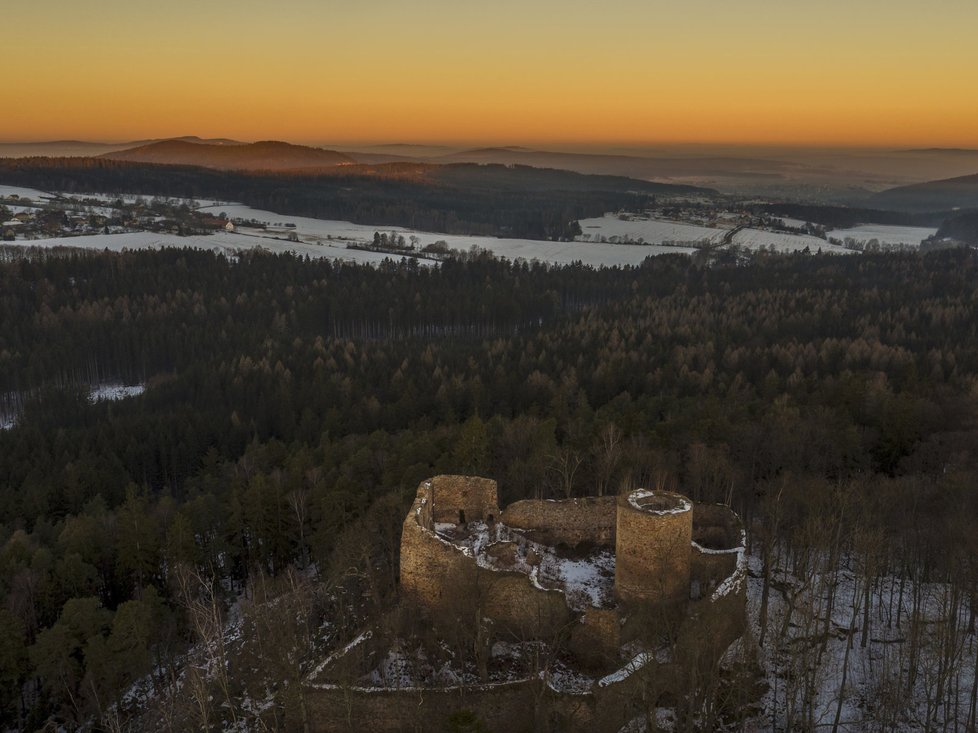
[776,217,812,229]
[828,224,936,247]
[731,228,853,253]
[575,213,727,245]
[8,196,702,267]
[7,230,415,266]
[3,188,876,265]
[200,202,702,266]
[0,184,54,201]
[77,192,230,209]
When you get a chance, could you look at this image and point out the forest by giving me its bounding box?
[0,158,707,241]
[936,211,978,244]
[2,245,978,730]
[754,203,956,229]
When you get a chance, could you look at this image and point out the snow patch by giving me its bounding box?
[90,383,145,401]
[626,489,692,515]
[598,652,654,687]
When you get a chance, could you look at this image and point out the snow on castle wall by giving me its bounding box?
[399,478,572,637]
[309,478,748,733]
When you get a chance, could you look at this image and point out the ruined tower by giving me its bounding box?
[614,489,693,606]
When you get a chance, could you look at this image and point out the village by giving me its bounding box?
[0,190,235,242]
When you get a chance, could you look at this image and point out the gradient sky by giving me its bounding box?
[5,0,978,147]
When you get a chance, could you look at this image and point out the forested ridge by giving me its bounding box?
[2,247,978,729]
[0,158,705,241]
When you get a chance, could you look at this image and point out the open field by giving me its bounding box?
[575,213,727,245]
[731,228,853,253]
[828,224,937,247]
[6,191,886,265]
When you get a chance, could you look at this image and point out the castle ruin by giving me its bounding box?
[305,475,747,732]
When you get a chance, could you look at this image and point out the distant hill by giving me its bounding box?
[126,135,245,147]
[431,162,712,195]
[0,136,247,159]
[934,211,978,245]
[0,140,129,158]
[102,140,355,171]
[431,147,799,181]
[901,148,978,155]
[870,172,978,212]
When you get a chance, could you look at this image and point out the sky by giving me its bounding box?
[5,0,978,148]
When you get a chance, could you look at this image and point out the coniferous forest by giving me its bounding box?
[3,246,978,729]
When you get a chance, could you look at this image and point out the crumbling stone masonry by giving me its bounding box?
[305,476,747,733]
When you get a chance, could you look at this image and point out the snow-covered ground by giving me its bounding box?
[743,548,976,732]
[90,383,145,401]
[5,189,877,265]
[67,192,229,209]
[777,217,812,229]
[828,224,936,248]
[575,213,727,246]
[10,208,700,267]
[0,184,55,201]
[434,520,616,611]
[200,203,703,266]
[731,228,853,253]
[0,381,146,430]
[4,230,415,265]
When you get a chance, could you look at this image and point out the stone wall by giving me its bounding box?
[480,570,573,638]
[690,546,739,599]
[399,478,572,638]
[304,679,543,733]
[399,484,472,609]
[614,491,692,606]
[690,502,743,599]
[569,609,621,668]
[428,474,499,524]
[691,502,741,551]
[501,496,617,548]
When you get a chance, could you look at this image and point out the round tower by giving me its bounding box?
[615,489,693,606]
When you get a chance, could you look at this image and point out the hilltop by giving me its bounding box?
[101,139,356,171]
[870,171,978,211]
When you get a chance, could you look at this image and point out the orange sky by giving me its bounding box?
[5,0,978,147]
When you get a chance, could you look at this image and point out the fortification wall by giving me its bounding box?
[614,490,692,606]
[690,503,744,599]
[481,570,573,637]
[569,608,621,668]
[428,474,499,524]
[690,547,738,599]
[399,484,472,609]
[691,502,741,550]
[501,496,617,547]
[683,519,748,663]
[304,678,542,733]
[399,478,572,638]
[678,574,747,680]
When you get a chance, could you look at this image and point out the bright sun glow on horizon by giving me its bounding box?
[5,0,978,147]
